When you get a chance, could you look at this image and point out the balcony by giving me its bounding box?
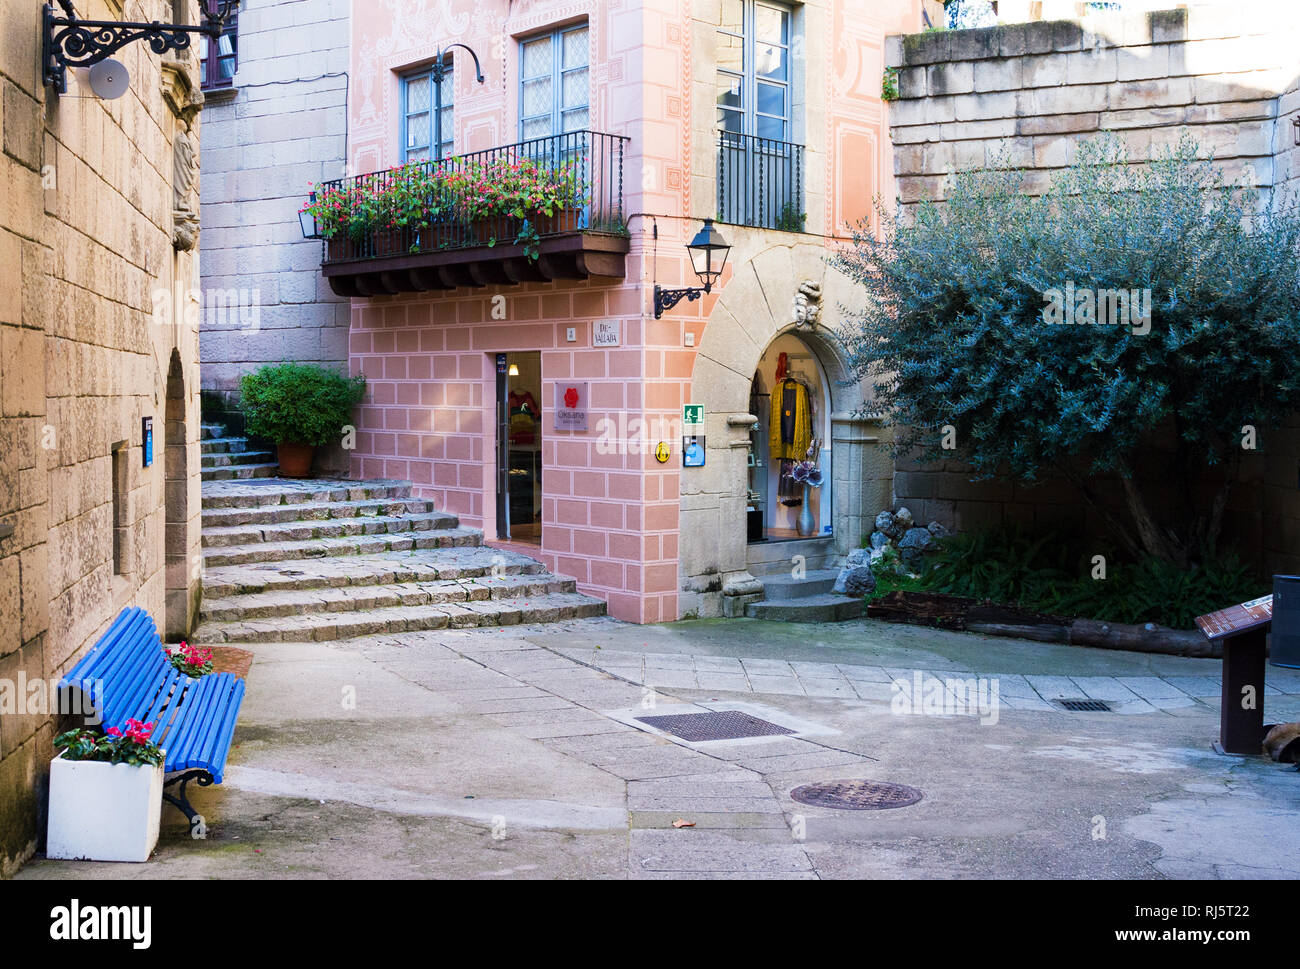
[716,132,805,232]
[315,130,630,297]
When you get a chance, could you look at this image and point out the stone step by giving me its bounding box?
[200,572,579,622]
[202,479,414,510]
[201,463,280,482]
[201,497,438,528]
[200,437,252,455]
[745,594,864,623]
[200,423,226,440]
[193,592,607,643]
[201,510,459,547]
[759,569,841,600]
[201,527,484,568]
[200,547,548,599]
[200,450,276,469]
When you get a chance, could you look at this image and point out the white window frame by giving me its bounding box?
[402,65,454,163]
[519,23,590,142]
[717,0,792,143]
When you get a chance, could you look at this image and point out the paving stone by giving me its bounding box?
[630,830,813,873]
[628,797,785,814]
[732,748,868,773]
[1026,675,1083,699]
[643,669,699,689]
[837,664,893,682]
[693,672,752,692]
[741,658,795,676]
[629,811,789,828]
[799,678,856,698]
[745,675,805,696]
[1069,676,1141,701]
[1117,676,1191,700]
[693,656,745,672]
[790,661,842,678]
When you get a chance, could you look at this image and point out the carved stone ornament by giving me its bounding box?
[792,280,822,328]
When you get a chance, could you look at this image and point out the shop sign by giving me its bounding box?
[554,382,589,432]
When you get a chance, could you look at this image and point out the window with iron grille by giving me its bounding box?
[519,23,590,142]
[199,10,237,90]
[402,65,454,163]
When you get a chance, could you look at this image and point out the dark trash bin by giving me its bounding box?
[1271,575,1300,669]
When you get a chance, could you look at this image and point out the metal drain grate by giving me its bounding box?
[789,779,923,811]
[635,710,795,742]
[1056,698,1113,712]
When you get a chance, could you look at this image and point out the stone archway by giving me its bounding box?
[164,349,197,638]
[677,238,892,619]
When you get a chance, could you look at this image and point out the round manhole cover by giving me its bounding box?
[789,779,923,811]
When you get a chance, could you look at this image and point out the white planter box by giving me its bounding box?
[46,753,164,863]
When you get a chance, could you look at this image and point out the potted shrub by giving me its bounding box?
[47,721,166,863]
[239,363,367,478]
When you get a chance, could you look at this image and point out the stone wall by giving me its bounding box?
[198,0,351,468]
[883,5,1300,570]
[0,0,205,875]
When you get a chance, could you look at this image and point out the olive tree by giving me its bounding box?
[835,136,1300,566]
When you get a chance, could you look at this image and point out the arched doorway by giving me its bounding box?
[164,350,194,639]
[747,331,832,542]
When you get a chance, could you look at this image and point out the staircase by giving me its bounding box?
[192,427,606,644]
[744,568,864,623]
[201,422,277,482]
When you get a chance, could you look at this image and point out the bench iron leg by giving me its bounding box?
[163,769,214,834]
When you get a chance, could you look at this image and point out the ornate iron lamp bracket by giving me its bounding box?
[43,0,240,95]
[653,285,705,319]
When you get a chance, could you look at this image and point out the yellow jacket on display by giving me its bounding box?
[769,379,812,460]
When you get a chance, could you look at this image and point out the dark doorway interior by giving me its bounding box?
[496,351,542,544]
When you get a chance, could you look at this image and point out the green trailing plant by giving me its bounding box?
[775,202,807,232]
[866,525,1266,630]
[836,135,1300,568]
[55,721,165,768]
[239,363,366,448]
[880,66,899,101]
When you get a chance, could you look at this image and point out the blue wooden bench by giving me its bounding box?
[58,607,246,833]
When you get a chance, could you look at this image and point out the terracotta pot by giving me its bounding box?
[276,442,315,478]
[326,237,350,262]
[531,207,583,236]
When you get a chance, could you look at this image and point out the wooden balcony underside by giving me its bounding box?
[322,232,630,298]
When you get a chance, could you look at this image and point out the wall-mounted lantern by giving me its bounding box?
[43,0,240,96]
[299,192,321,240]
[653,219,732,319]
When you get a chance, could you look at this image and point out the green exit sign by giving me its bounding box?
[683,405,705,426]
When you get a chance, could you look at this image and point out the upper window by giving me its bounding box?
[519,24,590,142]
[199,11,238,90]
[717,0,791,142]
[403,65,455,162]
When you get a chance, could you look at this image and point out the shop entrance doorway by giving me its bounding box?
[746,333,832,542]
[494,352,543,544]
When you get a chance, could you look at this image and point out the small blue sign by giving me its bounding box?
[142,417,153,468]
[683,435,705,468]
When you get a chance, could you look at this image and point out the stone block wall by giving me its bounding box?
[882,5,1300,570]
[198,0,351,469]
[0,0,205,875]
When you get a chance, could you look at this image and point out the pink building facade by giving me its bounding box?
[331,0,921,622]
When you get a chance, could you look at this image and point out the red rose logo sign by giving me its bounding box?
[554,382,588,431]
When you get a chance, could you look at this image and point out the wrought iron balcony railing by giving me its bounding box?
[716,131,805,232]
[318,129,628,265]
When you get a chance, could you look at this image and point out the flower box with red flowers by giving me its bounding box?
[46,721,166,863]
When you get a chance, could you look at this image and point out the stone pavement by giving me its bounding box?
[18,616,1300,880]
